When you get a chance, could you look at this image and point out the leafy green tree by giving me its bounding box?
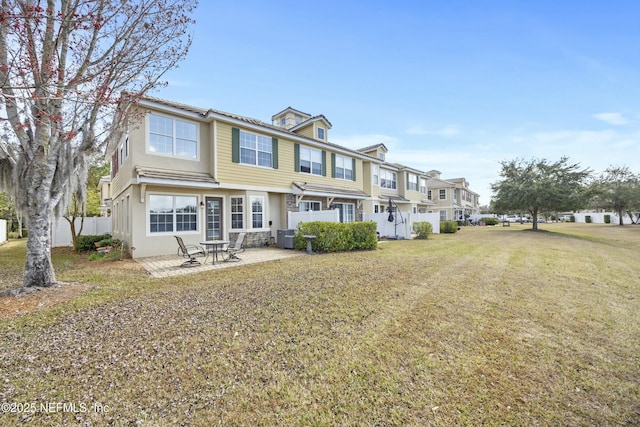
[491,157,592,230]
[591,166,640,226]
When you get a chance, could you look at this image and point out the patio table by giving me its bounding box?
[200,240,229,265]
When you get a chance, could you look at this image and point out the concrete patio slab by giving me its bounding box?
[136,247,305,278]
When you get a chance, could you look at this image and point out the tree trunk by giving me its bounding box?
[23,205,57,287]
[618,209,624,226]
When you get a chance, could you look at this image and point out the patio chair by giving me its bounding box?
[174,235,207,267]
[223,232,245,262]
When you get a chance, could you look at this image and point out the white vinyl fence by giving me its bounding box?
[364,212,441,239]
[288,209,440,240]
[51,217,112,248]
[572,212,633,225]
[0,219,6,244]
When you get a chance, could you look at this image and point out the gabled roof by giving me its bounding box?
[358,143,388,153]
[271,106,311,121]
[290,114,333,131]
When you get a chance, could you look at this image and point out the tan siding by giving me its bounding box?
[216,122,364,192]
[294,124,314,139]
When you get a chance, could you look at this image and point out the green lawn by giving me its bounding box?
[1,223,639,426]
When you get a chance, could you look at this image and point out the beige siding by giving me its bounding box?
[216,122,363,193]
[294,124,314,139]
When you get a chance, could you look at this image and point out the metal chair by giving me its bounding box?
[223,232,245,261]
[174,236,206,267]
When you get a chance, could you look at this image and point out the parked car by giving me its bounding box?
[558,215,572,221]
[505,216,520,222]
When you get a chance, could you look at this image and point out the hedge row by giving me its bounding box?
[294,221,378,252]
[413,221,433,239]
[74,234,112,251]
[440,220,459,233]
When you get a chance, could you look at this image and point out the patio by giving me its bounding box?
[136,247,305,278]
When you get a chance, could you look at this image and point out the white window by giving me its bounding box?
[300,146,322,175]
[439,189,447,200]
[299,201,321,211]
[440,210,447,220]
[317,127,325,140]
[240,130,272,167]
[373,165,379,185]
[149,113,198,159]
[251,197,264,229]
[408,173,418,191]
[334,155,353,180]
[231,197,244,229]
[420,179,427,194]
[149,195,198,233]
[378,152,385,161]
[333,203,354,223]
[380,170,397,189]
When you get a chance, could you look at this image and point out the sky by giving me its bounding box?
[154,0,640,206]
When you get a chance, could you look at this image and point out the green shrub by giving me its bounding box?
[570,215,575,223]
[294,221,377,253]
[75,234,111,252]
[440,220,459,233]
[481,217,499,226]
[585,215,591,223]
[413,221,433,239]
[604,214,611,224]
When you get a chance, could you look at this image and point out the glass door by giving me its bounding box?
[205,197,223,240]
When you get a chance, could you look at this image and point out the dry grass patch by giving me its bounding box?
[0,224,639,426]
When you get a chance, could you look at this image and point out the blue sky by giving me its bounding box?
[155,0,640,205]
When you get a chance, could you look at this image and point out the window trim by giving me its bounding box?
[147,113,199,160]
[299,201,321,212]
[380,169,397,190]
[439,189,447,200]
[230,196,244,230]
[147,193,199,236]
[250,196,266,230]
[298,145,325,176]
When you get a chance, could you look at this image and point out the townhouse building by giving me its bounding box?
[426,171,480,221]
[106,96,479,258]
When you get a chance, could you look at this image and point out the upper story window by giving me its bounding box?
[373,165,379,185]
[420,178,427,194]
[439,189,447,200]
[380,170,397,189]
[428,190,432,200]
[317,127,325,140]
[378,152,385,161]
[334,154,354,180]
[240,130,272,167]
[407,173,418,191]
[149,113,197,159]
[299,146,323,175]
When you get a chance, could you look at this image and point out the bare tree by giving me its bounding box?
[0,0,197,288]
